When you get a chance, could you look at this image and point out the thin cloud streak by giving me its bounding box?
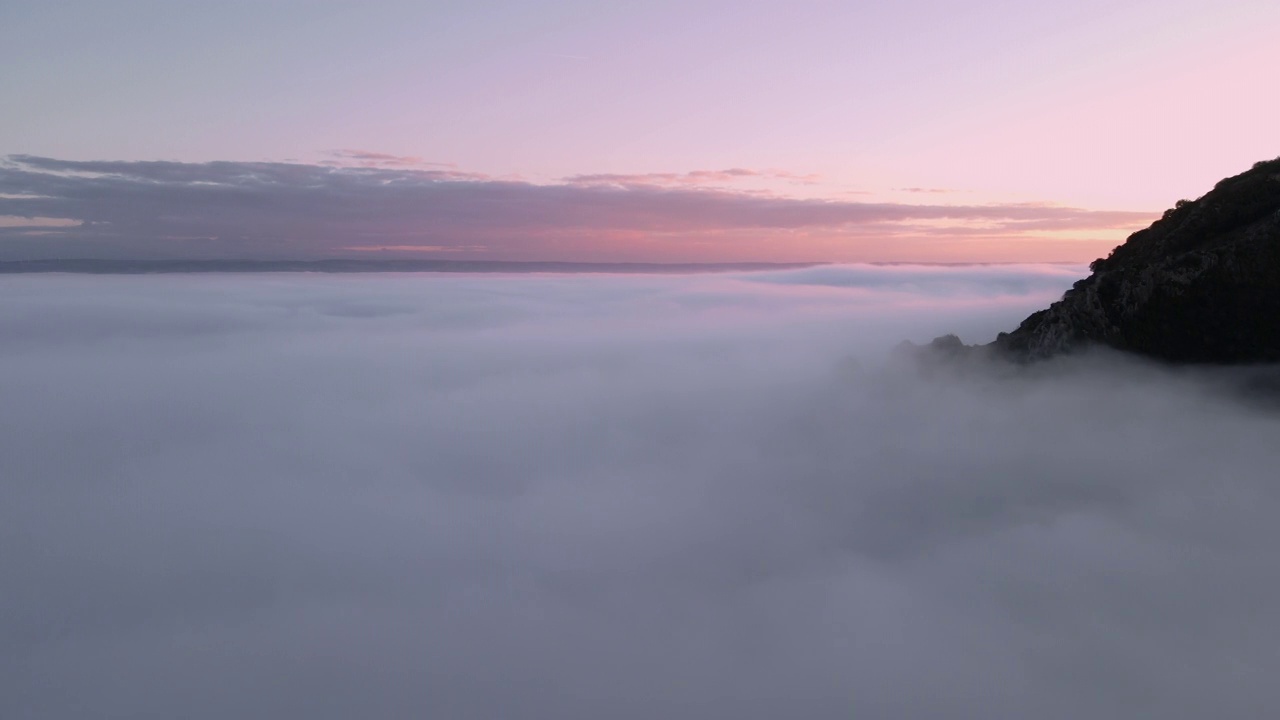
[564,168,823,187]
[324,150,462,169]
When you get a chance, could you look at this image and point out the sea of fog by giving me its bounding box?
[4,264,1280,720]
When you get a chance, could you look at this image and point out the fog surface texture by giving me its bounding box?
[4,265,1279,719]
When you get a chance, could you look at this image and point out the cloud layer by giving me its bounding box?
[3,265,1279,719]
[0,155,1153,262]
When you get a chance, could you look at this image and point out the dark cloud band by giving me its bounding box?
[0,155,1153,261]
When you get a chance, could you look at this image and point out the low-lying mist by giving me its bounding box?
[3,265,1279,720]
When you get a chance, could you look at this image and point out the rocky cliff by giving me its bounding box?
[990,157,1280,363]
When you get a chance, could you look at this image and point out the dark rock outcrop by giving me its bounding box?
[989,157,1280,363]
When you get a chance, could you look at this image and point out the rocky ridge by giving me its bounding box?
[920,157,1280,364]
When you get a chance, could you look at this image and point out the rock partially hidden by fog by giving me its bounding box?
[3,266,1280,720]
[989,157,1280,363]
[895,332,985,363]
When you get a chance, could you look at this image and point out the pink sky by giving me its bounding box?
[1,0,1277,262]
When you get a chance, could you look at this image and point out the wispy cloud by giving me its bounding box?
[563,168,822,187]
[340,244,490,253]
[0,155,1155,261]
[0,215,81,228]
[323,149,465,170]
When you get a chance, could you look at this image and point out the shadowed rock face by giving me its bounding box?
[992,157,1280,363]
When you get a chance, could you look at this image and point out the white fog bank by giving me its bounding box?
[3,265,1279,720]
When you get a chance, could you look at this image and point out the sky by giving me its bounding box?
[5,266,1280,718]
[2,0,1278,260]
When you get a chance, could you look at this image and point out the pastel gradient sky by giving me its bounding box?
[1,0,1277,262]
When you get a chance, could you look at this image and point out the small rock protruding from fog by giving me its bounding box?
[893,333,997,373]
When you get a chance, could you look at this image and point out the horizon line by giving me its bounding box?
[0,258,1091,275]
